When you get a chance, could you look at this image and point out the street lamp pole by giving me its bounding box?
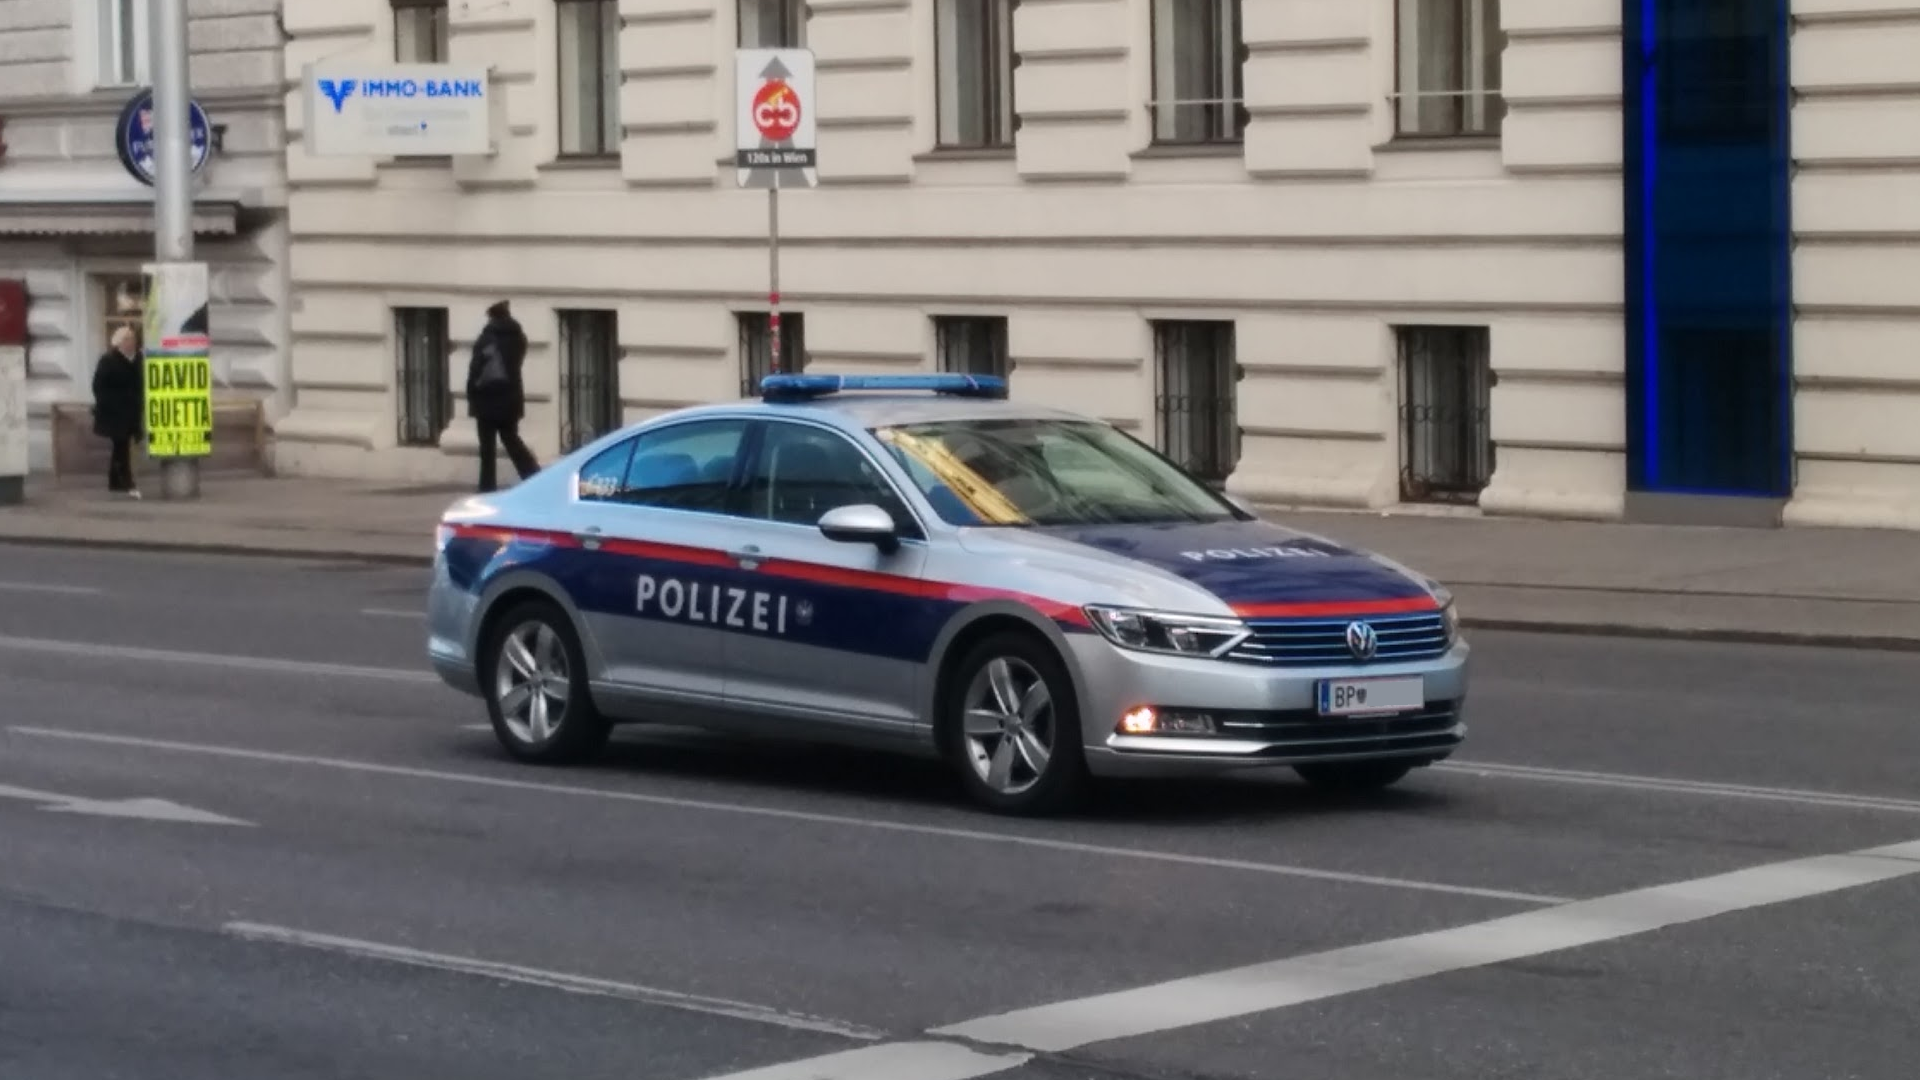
[151,0,199,499]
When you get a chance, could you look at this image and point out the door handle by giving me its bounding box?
[576,525,604,550]
[730,544,762,569]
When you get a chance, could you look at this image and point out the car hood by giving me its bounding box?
[968,518,1440,616]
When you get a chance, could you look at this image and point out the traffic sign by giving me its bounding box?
[113,89,211,187]
[735,49,816,189]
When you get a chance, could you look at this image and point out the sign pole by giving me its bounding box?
[151,0,199,500]
[735,48,815,386]
[768,176,781,375]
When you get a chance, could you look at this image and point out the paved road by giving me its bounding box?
[2,544,1918,1079]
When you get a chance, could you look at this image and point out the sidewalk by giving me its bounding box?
[4,475,1918,649]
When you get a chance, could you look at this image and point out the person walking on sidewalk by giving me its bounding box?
[466,300,539,493]
[90,327,143,499]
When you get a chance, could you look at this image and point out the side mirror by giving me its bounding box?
[818,503,900,553]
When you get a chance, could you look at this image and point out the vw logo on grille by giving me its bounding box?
[1345,621,1378,661]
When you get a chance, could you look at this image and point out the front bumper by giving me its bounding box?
[1066,633,1470,779]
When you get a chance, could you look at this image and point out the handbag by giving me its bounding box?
[473,338,510,389]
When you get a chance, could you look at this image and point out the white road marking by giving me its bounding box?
[0,581,103,595]
[0,634,434,684]
[361,607,422,620]
[0,781,251,826]
[694,1042,1029,1080]
[223,922,881,1040]
[1442,760,1920,815]
[9,727,1565,904]
[699,838,1920,1077]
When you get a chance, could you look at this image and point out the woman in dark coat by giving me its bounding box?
[466,300,539,492]
[91,327,143,497]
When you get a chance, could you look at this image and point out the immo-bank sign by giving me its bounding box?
[303,63,493,157]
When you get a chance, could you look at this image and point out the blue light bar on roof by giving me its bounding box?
[759,373,1010,402]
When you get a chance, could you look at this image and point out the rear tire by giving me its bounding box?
[481,600,610,765]
[940,631,1088,816]
[1294,760,1415,792]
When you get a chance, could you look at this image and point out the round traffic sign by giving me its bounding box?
[750,80,800,142]
[114,89,212,187]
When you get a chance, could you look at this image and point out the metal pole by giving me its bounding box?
[767,179,782,378]
[152,0,199,498]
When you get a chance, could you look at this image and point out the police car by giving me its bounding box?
[428,374,1468,815]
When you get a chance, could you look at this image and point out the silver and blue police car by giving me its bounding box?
[428,374,1467,815]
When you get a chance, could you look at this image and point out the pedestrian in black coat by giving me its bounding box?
[91,327,144,498]
[466,300,539,492]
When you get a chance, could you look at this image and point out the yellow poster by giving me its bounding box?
[145,354,212,457]
[141,261,213,460]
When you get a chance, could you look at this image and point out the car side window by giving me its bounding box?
[744,422,921,537]
[578,419,748,513]
[576,439,636,501]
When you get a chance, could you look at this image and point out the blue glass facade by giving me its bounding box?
[1623,0,1794,499]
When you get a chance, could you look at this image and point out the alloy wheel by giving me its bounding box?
[961,656,1057,796]
[493,620,572,744]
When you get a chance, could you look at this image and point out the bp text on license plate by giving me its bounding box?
[1317,676,1424,716]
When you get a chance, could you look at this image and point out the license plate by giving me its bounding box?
[1316,676,1424,717]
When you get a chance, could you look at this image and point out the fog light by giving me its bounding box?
[1160,711,1217,735]
[1117,706,1217,735]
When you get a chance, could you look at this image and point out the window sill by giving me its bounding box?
[914,146,1016,162]
[1375,135,1502,153]
[1133,142,1244,160]
[540,154,621,171]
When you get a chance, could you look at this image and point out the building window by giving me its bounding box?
[1395,0,1504,137]
[98,275,145,353]
[1154,320,1238,486]
[98,0,149,87]
[739,0,806,47]
[558,309,622,452]
[557,0,621,156]
[934,316,1009,379]
[1149,0,1245,145]
[738,312,806,396]
[1398,326,1494,503]
[395,308,452,447]
[394,0,450,63]
[934,0,1015,149]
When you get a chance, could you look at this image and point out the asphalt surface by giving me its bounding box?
[2,543,1918,1079]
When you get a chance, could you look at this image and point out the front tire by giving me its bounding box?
[1294,759,1414,792]
[941,631,1088,816]
[482,600,610,764]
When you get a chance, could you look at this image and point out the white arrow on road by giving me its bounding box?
[0,782,252,826]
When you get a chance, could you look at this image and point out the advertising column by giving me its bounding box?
[0,279,26,506]
[142,263,214,463]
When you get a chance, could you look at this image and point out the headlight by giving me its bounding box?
[1083,606,1250,658]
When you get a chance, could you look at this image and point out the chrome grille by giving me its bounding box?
[1227,611,1449,667]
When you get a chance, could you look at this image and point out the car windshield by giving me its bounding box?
[870,417,1243,527]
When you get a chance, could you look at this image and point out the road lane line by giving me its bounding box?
[1441,760,1920,815]
[937,838,1920,1052]
[692,1043,1029,1080]
[361,608,422,620]
[223,921,882,1040]
[0,634,434,684]
[700,838,1920,1078]
[0,581,103,596]
[9,727,1567,904]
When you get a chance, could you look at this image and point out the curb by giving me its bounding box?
[0,532,431,569]
[5,531,1917,654]
[1459,617,1920,654]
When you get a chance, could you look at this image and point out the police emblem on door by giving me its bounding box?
[1345,621,1378,661]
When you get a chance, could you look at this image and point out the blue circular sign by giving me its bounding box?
[114,89,211,187]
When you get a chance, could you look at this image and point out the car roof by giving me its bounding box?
[660,393,1095,431]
